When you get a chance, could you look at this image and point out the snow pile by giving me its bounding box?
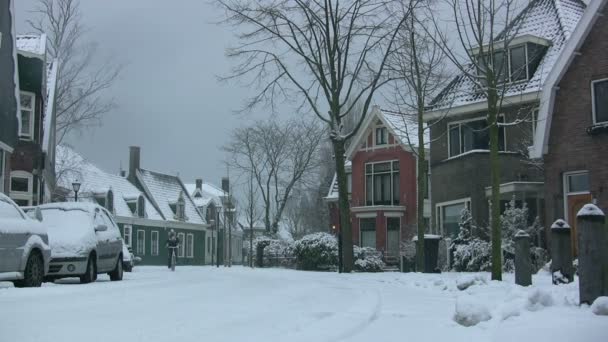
[453,295,492,326]
[456,274,487,291]
[590,297,608,316]
[577,204,605,217]
[526,288,555,311]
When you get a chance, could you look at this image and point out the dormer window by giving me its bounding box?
[137,195,145,218]
[194,192,202,198]
[106,190,114,213]
[127,201,137,215]
[476,40,547,85]
[172,192,187,221]
[375,127,388,145]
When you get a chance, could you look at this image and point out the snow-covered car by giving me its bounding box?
[0,193,51,287]
[37,203,124,283]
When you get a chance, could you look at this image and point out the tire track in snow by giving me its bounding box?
[325,288,383,342]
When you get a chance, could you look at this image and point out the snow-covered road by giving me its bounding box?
[0,267,606,342]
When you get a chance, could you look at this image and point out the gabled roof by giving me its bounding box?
[345,106,427,160]
[137,169,205,224]
[427,0,586,117]
[531,0,607,158]
[55,145,163,220]
[16,34,47,59]
[43,59,58,154]
[184,182,226,209]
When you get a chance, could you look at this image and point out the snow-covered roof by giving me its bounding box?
[137,169,205,224]
[16,34,46,59]
[42,59,58,153]
[184,182,226,209]
[325,161,351,201]
[531,0,607,158]
[427,0,586,116]
[55,145,163,220]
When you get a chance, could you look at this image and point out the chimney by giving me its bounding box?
[221,177,230,193]
[195,178,203,190]
[128,146,141,183]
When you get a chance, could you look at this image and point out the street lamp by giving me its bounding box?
[72,181,81,202]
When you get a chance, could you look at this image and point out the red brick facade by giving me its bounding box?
[544,6,608,228]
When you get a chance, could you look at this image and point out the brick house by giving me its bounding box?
[423,0,586,240]
[326,107,430,264]
[0,0,19,196]
[9,34,58,206]
[531,0,608,255]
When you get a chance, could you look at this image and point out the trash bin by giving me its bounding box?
[413,234,442,273]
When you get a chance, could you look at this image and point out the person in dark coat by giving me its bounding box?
[166,229,180,268]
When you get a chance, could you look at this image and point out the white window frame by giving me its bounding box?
[136,230,145,255]
[562,171,590,223]
[447,115,507,158]
[374,126,388,146]
[151,230,159,256]
[178,232,185,258]
[9,170,33,206]
[123,225,132,247]
[435,198,471,236]
[364,159,400,206]
[591,78,608,125]
[186,233,194,258]
[19,91,36,140]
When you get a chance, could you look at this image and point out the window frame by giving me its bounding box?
[364,160,400,206]
[123,225,132,247]
[19,91,36,140]
[178,232,185,258]
[591,78,608,125]
[359,217,376,248]
[136,229,145,255]
[186,233,194,258]
[563,171,590,196]
[151,230,159,256]
[375,126,388,146]
[385,216,401,258]
[435,198,471,237]
[447,115,507,158]
[9,171,33,206]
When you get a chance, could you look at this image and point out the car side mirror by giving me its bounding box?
[95,224,108,232]
[34,207,43,222]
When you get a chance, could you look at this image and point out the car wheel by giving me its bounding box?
[109,255,123,281]
[80,255,97,284]
[14,251,44,288]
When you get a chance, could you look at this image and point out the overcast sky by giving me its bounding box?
[15,0,273,186]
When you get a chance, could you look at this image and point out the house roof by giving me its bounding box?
[184,182,226,209]
[137,169,205,224]
[16,34,47,59]
[42,59,58,153]
[531,0,607,158]
[55,145,163,220]
[426,0,586,117]
[324,161,351,201]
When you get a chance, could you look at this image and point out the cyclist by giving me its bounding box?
[166,229,180,268]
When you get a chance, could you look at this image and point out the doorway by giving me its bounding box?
[563,171,591,256]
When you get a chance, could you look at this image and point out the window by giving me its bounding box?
[509,46,527,82]
[137,196,145,218]
[360,218,376,248]
[448,116,505,157]
[178,233,185,257]
[365,161,400,206]
[592,79,608,124]
[19,91,35,139]
[347,173,352,194]
[565,171,589,194]
[186,233,194,258]
[436,199,470,239]
[151,231,159,256]
[386,217,400,258]
[136,230,145,255]
[0,149,4,193]
[9,171,33,206]
[375,127,388,145]
[127,201,137,215]
[477,43,546,84]
[106,190,114,213]
[123,225,132,246]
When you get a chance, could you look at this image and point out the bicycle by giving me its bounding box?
[168,246,178,271]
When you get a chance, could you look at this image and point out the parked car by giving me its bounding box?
[36,203,124,283]
[0,194,50,287]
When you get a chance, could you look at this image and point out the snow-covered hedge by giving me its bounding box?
[293,232,338,270]
[353,246,385,272]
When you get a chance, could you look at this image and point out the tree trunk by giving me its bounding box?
[488,90,502,281]
[332,139,354,273]
[416,107,426,272]
[249,224,254,268]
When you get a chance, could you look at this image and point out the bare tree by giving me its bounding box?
[387,1,447,272]
[28,0,121,142]
[219,0,414,272]
[241,171,263,267]
[224,117,324,236]
[428,0,531,280]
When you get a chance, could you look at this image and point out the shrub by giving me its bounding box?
[353,246,385,272]
[293,232,338,270]
[452,238,492,272]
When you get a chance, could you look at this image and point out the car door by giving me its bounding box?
[100,209,123,268]
[0,198,29,273]
[92,209,111,271]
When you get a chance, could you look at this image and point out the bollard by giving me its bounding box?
[514,230,532,286]
[576,204,607,305]
[550,219,574,284]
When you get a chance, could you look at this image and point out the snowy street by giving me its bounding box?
[1,267,606,342]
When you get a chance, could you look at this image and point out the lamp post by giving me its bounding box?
[72,181,81,202]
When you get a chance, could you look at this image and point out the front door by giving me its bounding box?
[564,171,591,257]
[566,193,592,257]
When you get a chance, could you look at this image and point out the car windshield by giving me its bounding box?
[40,208,91,231]
[0,199,25,220]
